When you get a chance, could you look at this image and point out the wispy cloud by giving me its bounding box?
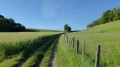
[41,0,62,19]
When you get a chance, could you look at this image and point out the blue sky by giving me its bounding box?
[0,0,120,30]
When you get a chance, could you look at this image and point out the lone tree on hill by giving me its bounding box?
[64,24,71,32]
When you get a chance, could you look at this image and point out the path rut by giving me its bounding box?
[49,38,59,67]
[17,40,50,67]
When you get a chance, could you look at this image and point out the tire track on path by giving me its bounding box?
[17,40,51,67]
[49,37,59,67]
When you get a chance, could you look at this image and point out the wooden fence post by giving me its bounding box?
[94,45,101,67]
[82,41,86,57]
[72,37,75,48]
[69,37,71,45]
[76,40,79,54]
[70,37,72,45]
[70,37,72,46]
[82,41,86,65]
[64,34,65,39]
[65,35,67,42]
[66,36,68,43]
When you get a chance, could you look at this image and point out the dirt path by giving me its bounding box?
[17,35,61,67]
[49,38,58,67]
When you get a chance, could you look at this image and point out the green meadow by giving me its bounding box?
[0,21,120,67]
[56,20,120,67]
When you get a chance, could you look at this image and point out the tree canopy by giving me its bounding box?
[64,24,71,32]
[87,8,120,28]
[0,14,26,32]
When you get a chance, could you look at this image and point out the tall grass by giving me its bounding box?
[66,21,120,67]
[0,32,60,42]
[56,35,94,67]
[22,34,60,67]
[84,20,120,33]
[0,32,61,66]
[67,32,120,67]
[55,20,120,67]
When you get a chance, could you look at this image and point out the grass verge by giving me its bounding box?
[56,35,94,67]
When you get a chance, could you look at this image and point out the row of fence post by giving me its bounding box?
[64,34,101,67]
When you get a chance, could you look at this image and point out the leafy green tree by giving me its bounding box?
[0,14,26,32]
[64,24,71,32]
[103,10,114,23]
[0,15,4,18]
[87,8,120,28]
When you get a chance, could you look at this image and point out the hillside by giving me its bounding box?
[56,20,120,67]
[84,20,120,33]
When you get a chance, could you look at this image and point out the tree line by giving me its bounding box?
[0,15,26,32]
[87,8,120,28]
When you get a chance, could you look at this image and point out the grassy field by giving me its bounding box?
[0,32,60,42]
[0,32,61,67]
[26,28,63,32]
[0,20,120,67]
[56,20,120,67]
[84,20,120,33]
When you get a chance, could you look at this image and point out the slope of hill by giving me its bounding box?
[84,20,120,33]
[56,20,120,67]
